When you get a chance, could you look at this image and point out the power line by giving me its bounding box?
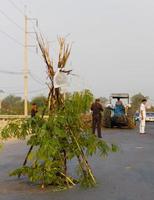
[29,88,48,94]
[6,87,48,95]
[0,28,23,47]
[0,69,46,89]
[0,9,38,52]
[0,86,22,90]
[29,72,45,85]
[0,9,24,31]
[7,3,44,61]
[7,0,45,61]
[6,1,40,58]
[7,0,24,16]
[0,70,22,75]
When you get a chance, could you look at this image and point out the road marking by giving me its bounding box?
[125,166,132,170]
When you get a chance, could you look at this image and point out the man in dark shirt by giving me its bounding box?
[91,98,104,138]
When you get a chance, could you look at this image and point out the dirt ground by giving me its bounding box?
[0,123,154,200]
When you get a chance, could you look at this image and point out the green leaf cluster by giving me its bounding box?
[1,90,118,189]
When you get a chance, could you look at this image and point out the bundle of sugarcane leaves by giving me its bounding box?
[1,90,118,189]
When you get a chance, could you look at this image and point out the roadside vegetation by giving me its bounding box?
[0,35,118,190]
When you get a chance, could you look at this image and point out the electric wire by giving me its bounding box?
[1,1,50,95]
[0,69,45,83]
[7,87,48,95]
[0,9,24,31]
[0,70,22,75]
[0,28,23,47]
[29,72,45,85]
[7,0,25,16]
[6,0,40,58]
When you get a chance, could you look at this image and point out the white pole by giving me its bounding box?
[24,14,28,116]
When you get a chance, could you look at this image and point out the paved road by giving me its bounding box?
[0,123,154,200]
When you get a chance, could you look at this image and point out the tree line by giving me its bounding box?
[0,95,47,115]
[0,92,153,115]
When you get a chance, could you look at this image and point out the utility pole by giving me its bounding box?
[24,14,28,116]
[23,7,38,116]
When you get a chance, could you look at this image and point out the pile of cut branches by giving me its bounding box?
[0,35,118,189]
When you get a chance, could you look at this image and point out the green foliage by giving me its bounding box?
[1,95,24,115]
[31,95,48,114]
[1,94,48,115]
[1,90,118,189]
[31,95,47,107]
[131,93,148,113]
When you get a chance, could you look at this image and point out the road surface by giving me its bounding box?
[0,123,154,200]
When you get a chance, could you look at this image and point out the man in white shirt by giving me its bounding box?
[139,99,147,134]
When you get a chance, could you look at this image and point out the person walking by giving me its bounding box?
[91,98,104,138]
[139,99,147,134]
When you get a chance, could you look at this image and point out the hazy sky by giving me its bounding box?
[0,0,154,102]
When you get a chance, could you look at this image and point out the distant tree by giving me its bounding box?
[31,95,48,114]
[147,106,154,112]
[99,97,108,106]
[1,95,24,114]
[31,95,47,107]
[131,93,148,113]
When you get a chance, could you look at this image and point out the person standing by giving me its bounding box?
[114,97,125,116]
[91,98,104,138]
[31,103,38,118]
[139,99,147,134]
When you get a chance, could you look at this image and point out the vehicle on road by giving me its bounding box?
[146,112,154,122]
[134,112,154,122]
[102,93,136,129]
